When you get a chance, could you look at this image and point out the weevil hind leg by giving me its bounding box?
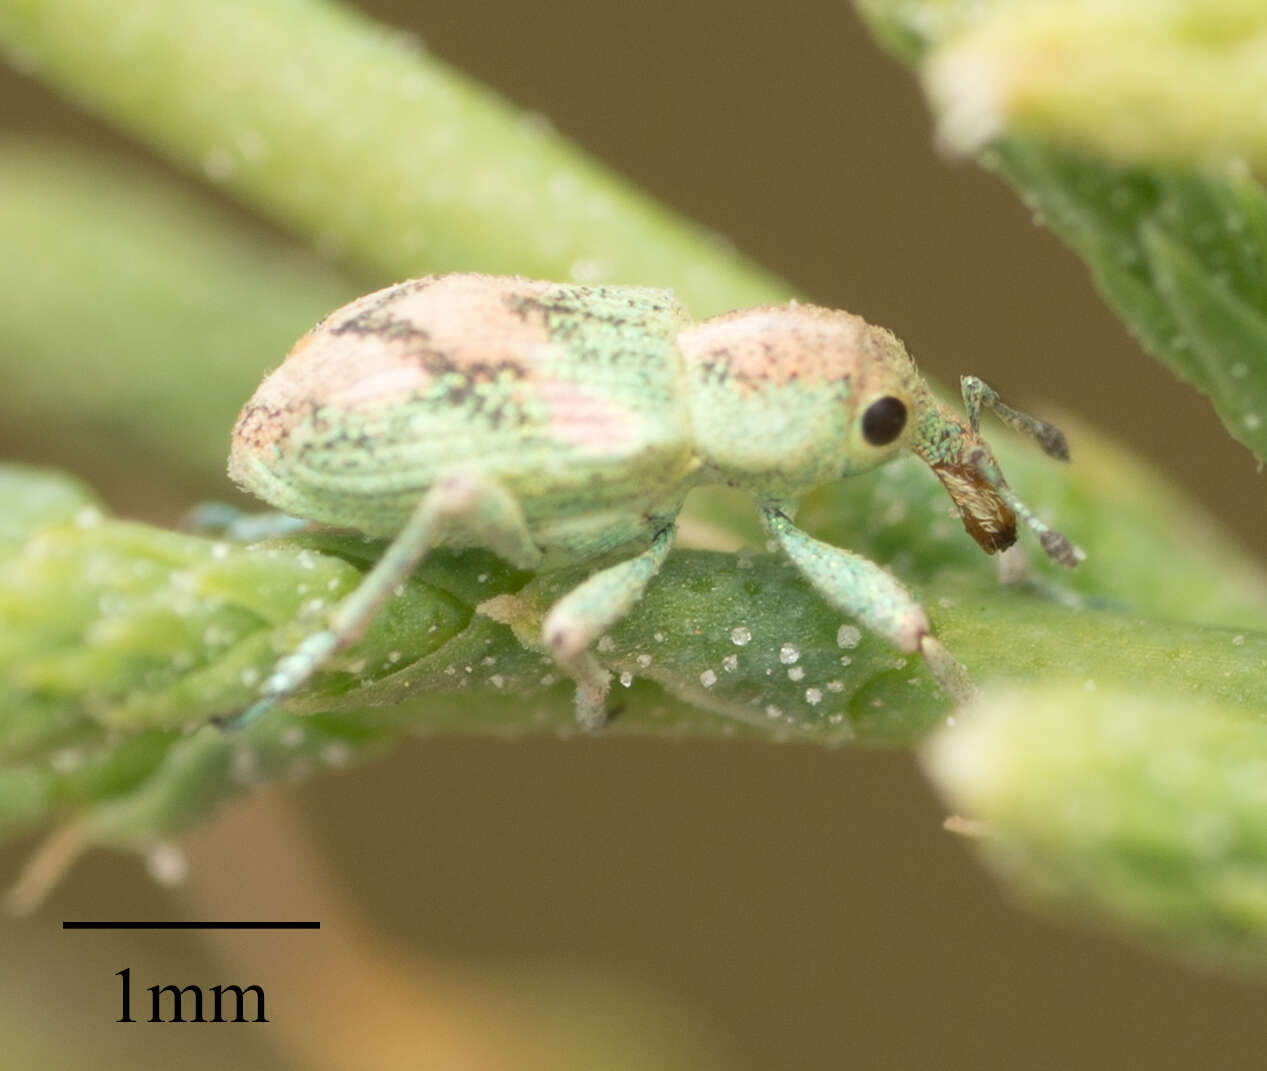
[543,523,677,730]
[762,507,976,705]
[232,470,541,730]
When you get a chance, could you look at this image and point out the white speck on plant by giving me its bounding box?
[837,625,862,649]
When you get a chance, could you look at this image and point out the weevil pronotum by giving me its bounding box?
[228,273,1081,728]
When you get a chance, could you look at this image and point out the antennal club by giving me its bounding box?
[972,449,1086,566]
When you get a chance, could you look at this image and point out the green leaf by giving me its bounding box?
[0,130,1265,862]
[1142,223,1267,453]
[986,142,1267,459]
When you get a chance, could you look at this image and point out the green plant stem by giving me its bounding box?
[0,141,358,495]
[0,0,784,317]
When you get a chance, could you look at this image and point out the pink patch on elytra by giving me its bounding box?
[538,381,638,452]
[333,363,431,409]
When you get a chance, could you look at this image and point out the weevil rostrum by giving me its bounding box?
[228,273,1081,728]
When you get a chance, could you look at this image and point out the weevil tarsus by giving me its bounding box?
[917,635,979,706]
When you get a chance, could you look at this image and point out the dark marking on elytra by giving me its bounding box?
[328,302,431,344]
[505,290,668,354]
[331,302,531,389]
[233,400,312,451]
[437,374,531,430]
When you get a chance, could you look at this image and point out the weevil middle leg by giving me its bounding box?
[543,522,678,729]
[232,470,541,729]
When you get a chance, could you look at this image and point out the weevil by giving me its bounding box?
[228,273,1081,728]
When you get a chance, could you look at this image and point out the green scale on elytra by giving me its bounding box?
[226,273,1082,729]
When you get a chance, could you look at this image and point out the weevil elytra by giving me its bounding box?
[228,273,1081,728]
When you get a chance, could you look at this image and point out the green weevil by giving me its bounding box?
[228,273,1081,728]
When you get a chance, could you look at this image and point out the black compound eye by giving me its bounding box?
[861,396,908,446]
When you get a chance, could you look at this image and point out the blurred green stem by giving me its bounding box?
[0,0,783,316]
[926,684,1267,971]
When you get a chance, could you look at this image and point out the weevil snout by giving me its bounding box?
[912,379,1084,567]
[924,441,1019,555]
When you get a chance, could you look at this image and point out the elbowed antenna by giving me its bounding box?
[911,377,1084,567]
[960,375,1083,566]
[961,375,1070,461]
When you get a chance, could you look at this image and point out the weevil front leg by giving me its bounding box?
[232,470,541,729]
[762,507,976,704]
[543,522,677,730]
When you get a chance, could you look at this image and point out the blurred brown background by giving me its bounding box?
[2,1,1264,1068]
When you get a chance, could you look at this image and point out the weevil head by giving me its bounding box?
[678,304,930,496]
[909,405,1019,554]
[674,299,1079,563]
[838,329,1026,555]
